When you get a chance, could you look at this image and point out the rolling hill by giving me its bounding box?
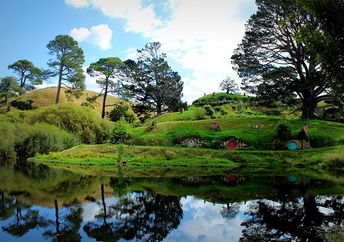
[14,87,130,116]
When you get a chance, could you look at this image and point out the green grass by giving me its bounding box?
[30,144,344,172]
[194,92,249,102]
[129,117,344,149]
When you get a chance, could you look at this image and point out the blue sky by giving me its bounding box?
[0,0,257,103]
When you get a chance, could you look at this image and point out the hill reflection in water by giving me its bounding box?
[0,162,343,241]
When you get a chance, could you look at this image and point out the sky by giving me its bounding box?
[0,0,257,103]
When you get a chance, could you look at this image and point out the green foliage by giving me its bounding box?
[8,59,44,91]
[108,105,138,123]
[15,123,80,160]
[122,42,183,114]
[231,0,334,119]
[87,57,124,118]
[10,100,34,110]
[46,35,85,104]
[111,118,132,143]
[0,76,25,105]
[28,103,112,144]
[276,123,292,140]
[193,107,206,120]
[0,121,79,162]
[203,105,215,116]
[193,93,248,107]
[0,122,19,161]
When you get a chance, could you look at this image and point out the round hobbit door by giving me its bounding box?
[188,140,196,148]
[227,141,237,149]
[287,141,298,150]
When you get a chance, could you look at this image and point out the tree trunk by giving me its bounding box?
[101,81,108,119]
[301,93,317,120]
[54,199,60,236]
[101,184,107,225]
[156,101,162,114]
[55,66,63,104]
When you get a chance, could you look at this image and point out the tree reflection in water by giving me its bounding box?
[84,184,183,242]
[238,181,344,241]
[1,191,46,237]
[43,200,83,242]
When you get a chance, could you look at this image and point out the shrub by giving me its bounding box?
[193,107,206,120]
[203,105,215,117]
[10,100,34,110]
[276,123,291,140]
[108,105,138,123]
[0,121,80,161]
[111,118,132,143]
[0,121,19,162]
[28,103,112,144]
[219,107,228,116]
[15,123,80,160]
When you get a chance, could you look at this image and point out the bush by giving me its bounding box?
[193,107,206,120]
[0,121,80,161]
[219,107,228,116]
[28,103,112,144]
[15,123,80,160]
[108,105,138,123]
[0,121,19,161]
[111,118,132,143]
[10,100,34,110]
[276,123,291,140]
[203,105,215,117]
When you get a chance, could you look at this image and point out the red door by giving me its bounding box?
[227,141,237,149]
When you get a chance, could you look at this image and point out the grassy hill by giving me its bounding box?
[129,117,344,149]
[14,87,130,116]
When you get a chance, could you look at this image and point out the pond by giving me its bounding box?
[0,162,343,241]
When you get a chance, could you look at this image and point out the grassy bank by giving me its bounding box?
[30,144,344,171]
[129,117,344,149]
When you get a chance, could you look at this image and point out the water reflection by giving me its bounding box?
[0,163,343,241]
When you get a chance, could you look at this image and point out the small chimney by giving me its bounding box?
[303,123,309,138]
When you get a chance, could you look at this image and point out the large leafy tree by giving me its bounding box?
[231,0,336,119]
[298,0,344,118]
[0,76,25,105]
[123,42,184,114]
[47,35,85,104]
[219,76,240,94]
[87,57,124,119]
[8,59,44,91]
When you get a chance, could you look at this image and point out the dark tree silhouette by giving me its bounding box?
[84,187,183,242]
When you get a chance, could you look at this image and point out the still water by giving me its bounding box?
[0,162,343,241]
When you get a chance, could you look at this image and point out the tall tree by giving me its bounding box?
[46,35,85,104]
[231,0,335,119]
[87,57,124,119]
[219,77,240,94]
[0,76,25,105]
[298,0,344,114]
[123,42,184,114]
[8,60,44,91]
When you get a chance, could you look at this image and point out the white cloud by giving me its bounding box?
[66,0,257,102]
[70,24,113,50]
[165,197,245,242]
[65,0,90,8]
[65,0,162,36]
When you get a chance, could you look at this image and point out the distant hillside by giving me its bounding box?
[15,87,130,115]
